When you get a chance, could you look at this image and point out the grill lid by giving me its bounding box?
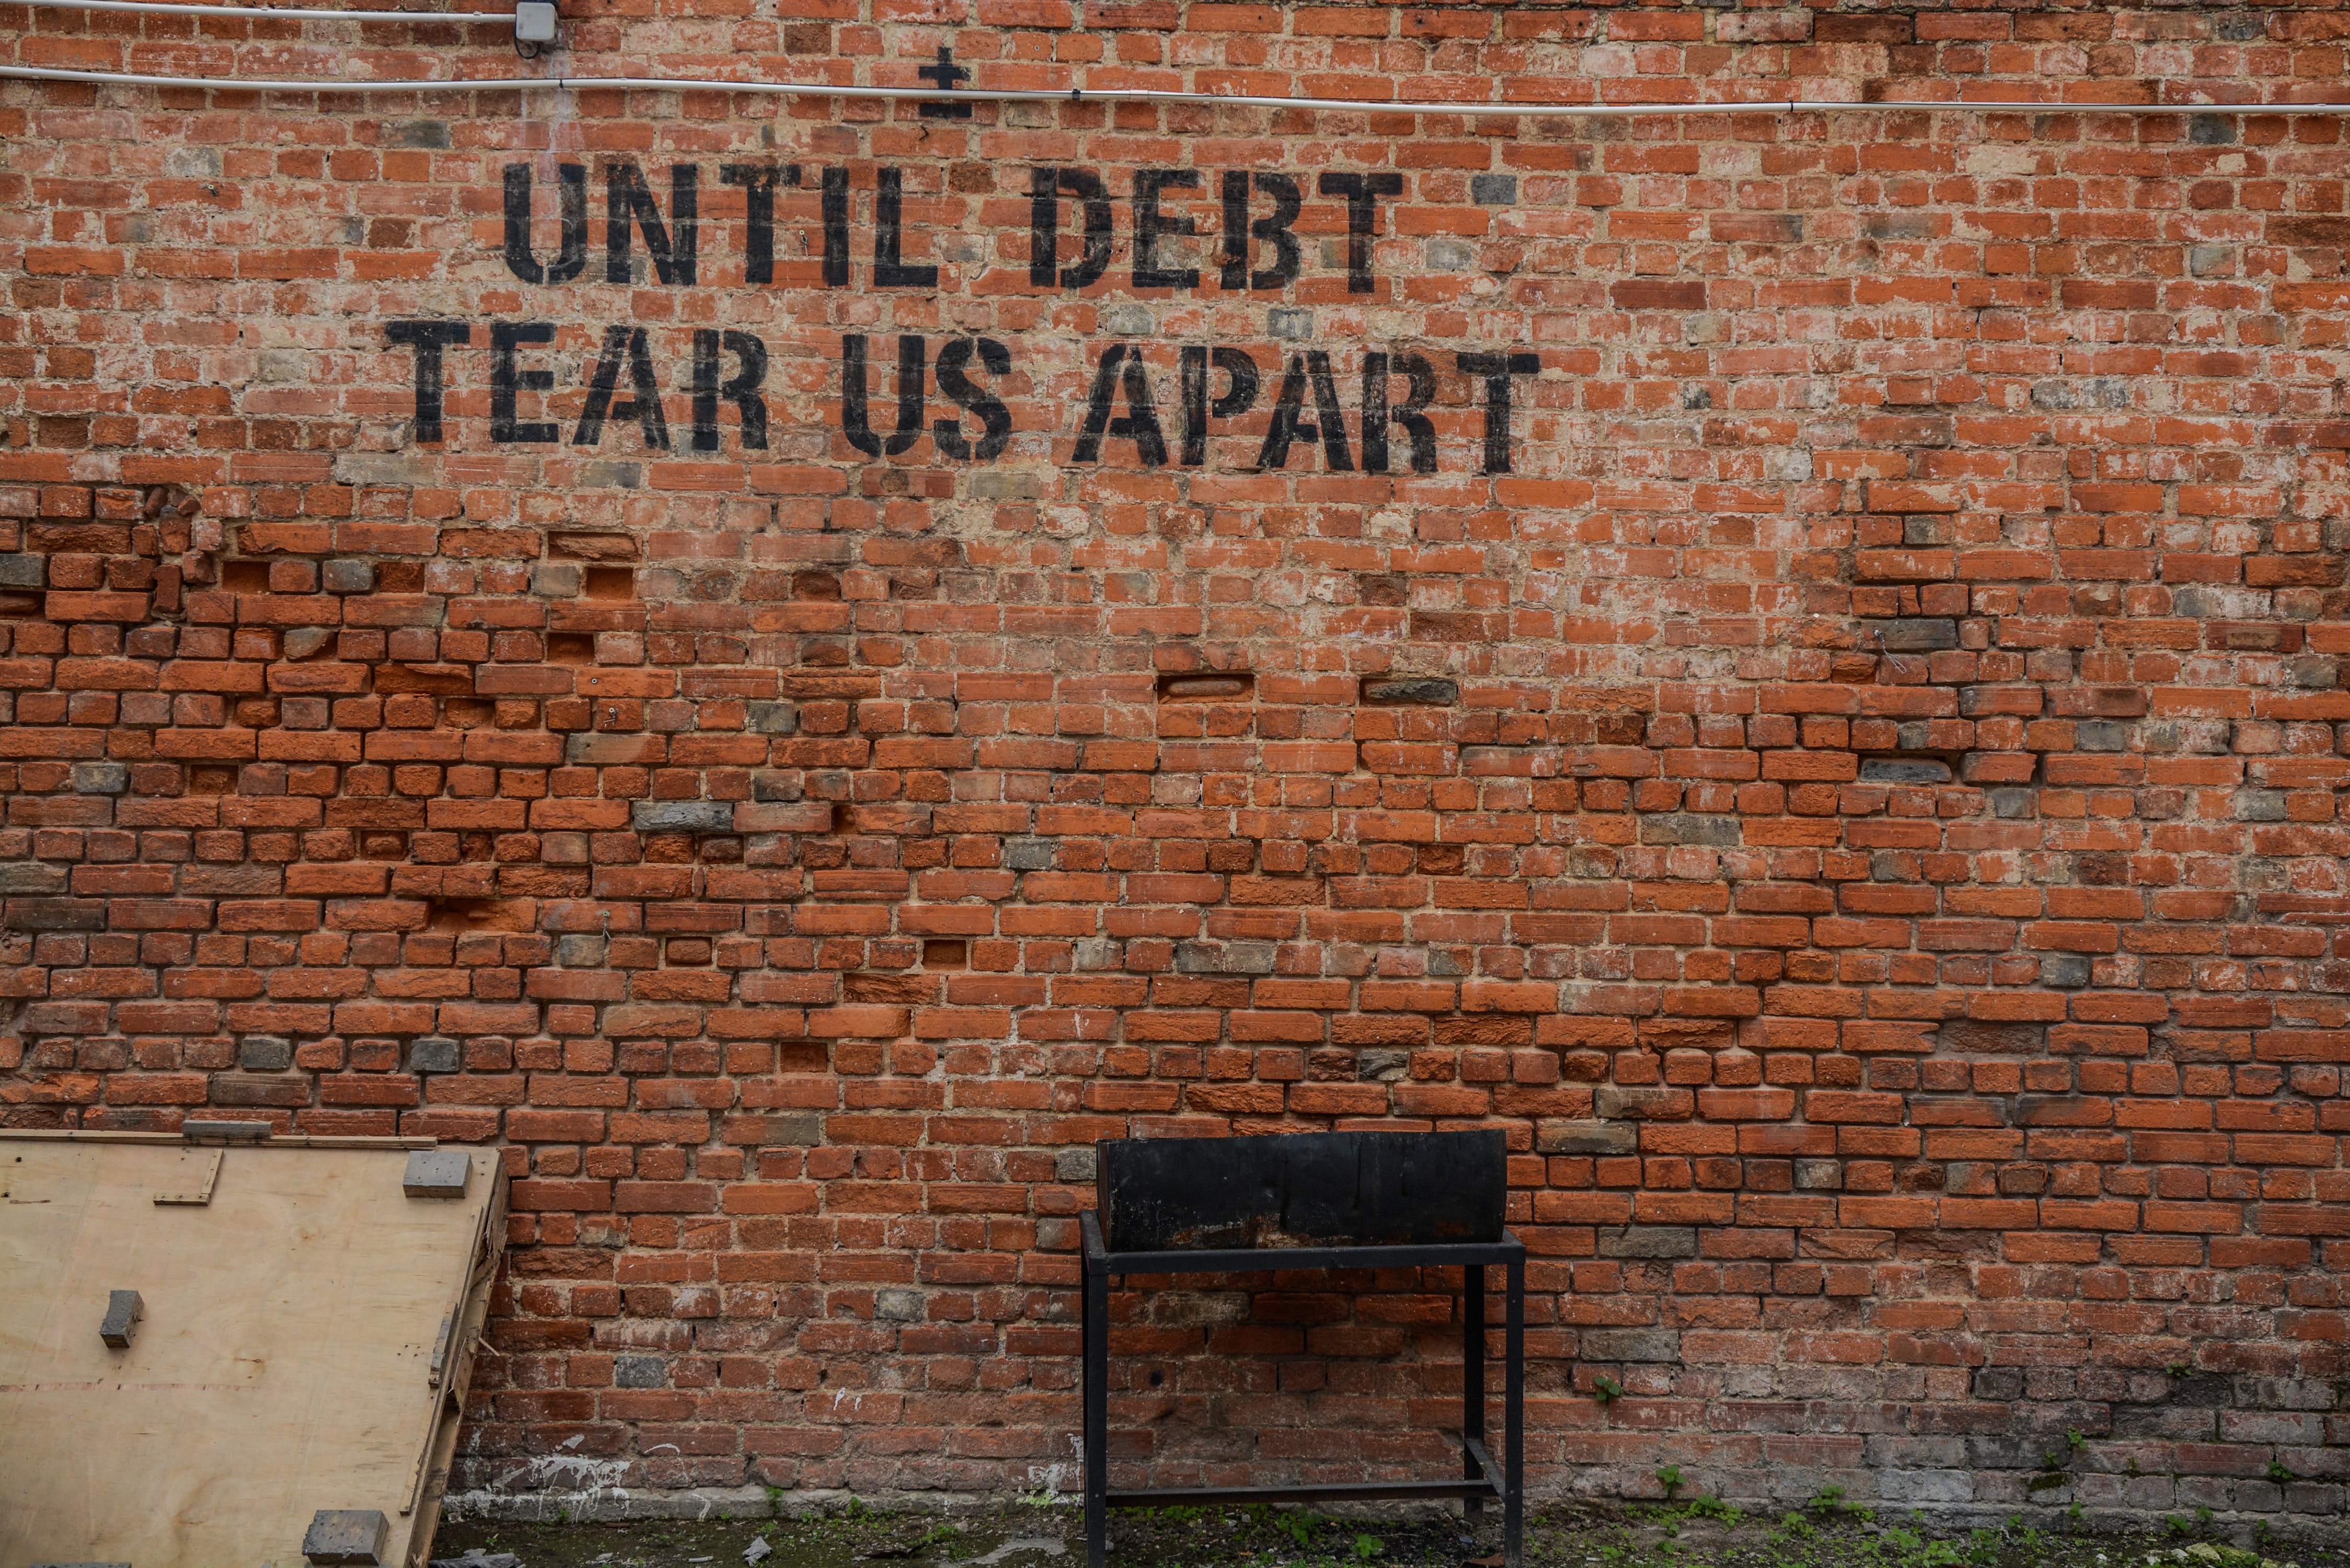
[1095,1129,1507,1252]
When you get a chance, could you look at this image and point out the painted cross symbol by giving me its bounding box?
[918,45,972,118]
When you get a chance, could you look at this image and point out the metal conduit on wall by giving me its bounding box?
[13,0,2350,109]
[4,58,2350,114]
[25,0,511,20]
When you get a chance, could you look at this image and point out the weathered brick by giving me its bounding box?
[0,21,2337,1524]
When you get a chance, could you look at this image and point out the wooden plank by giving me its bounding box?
[0,1135,504,1568]
[401,1172,509,1568]
[152,1147,222,1205]
[0,1129,438,1149]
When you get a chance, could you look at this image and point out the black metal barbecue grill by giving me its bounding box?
[1080,1129,1525,1568]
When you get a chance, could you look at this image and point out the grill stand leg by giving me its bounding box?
[1505,1251,1524,1568]
[1462,1263,1485,1530]
[1076,1231,1521,1568]
[1086,1262,1109,1568]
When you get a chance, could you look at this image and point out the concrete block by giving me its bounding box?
[579,460,641,490]
[408,1034,462,1074]
[5,898,106,932]
[567,731,663,766]
[744,700,799,735]
[0,862,69,895]
[528,561,581,597]
[385,118,452,148]
[556,935,605,966]
[1794,1159,1843,1190]
[1101,302,1155,336]
[1580,1327,1683,1361]
[210,1073,312,1107]
[239,1033,293,1071]
[1988,788,2036,820]
[283,626,336,661]
[99,1288,143,1347]
[614,1355,666,1388]
[1174,940,1276,975]
[2287,654,2340,689]
[1875,617,1957,651]
[322,558,374,594]
[2076,719,2132,752]
[1883,1469,1974,1503]
[630,799,733,834]
[1860,758,1951,784]
[1537,1119,1638,1156]
[1470,173,1517,205]
[333,453,436,487]
[303,1508,389,1564]
[1004,838,1054,870]
[1594,1086,1693,1121]
[183,1118,268,1140]
[2236,789,2288,822]
[0,553,45,587]
[734,1112,823,1146]
[1596,1227,1697,1261]
[1054,1146,1097,1183]
[1640,813,1741,846]
[402,1149,470,1199]
[876,1287,924,1322]
[2040,953,2091,989]
[1361,677,1459,706]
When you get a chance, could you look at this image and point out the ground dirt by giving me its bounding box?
[432,1497,2350,1568]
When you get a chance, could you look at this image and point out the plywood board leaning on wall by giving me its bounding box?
[0,1128,508,1568]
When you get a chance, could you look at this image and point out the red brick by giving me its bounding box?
[5,26,2340,1518]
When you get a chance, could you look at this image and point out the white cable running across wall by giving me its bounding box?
[2,60,2348,116]
[29,0,508,18]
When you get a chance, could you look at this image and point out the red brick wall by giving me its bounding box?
[4,0,2350,1522]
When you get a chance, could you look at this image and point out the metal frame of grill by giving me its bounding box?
[1079,1210,1525,1568]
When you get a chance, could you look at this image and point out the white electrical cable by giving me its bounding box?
[30,0,505,17]
[1,61,2345,116]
